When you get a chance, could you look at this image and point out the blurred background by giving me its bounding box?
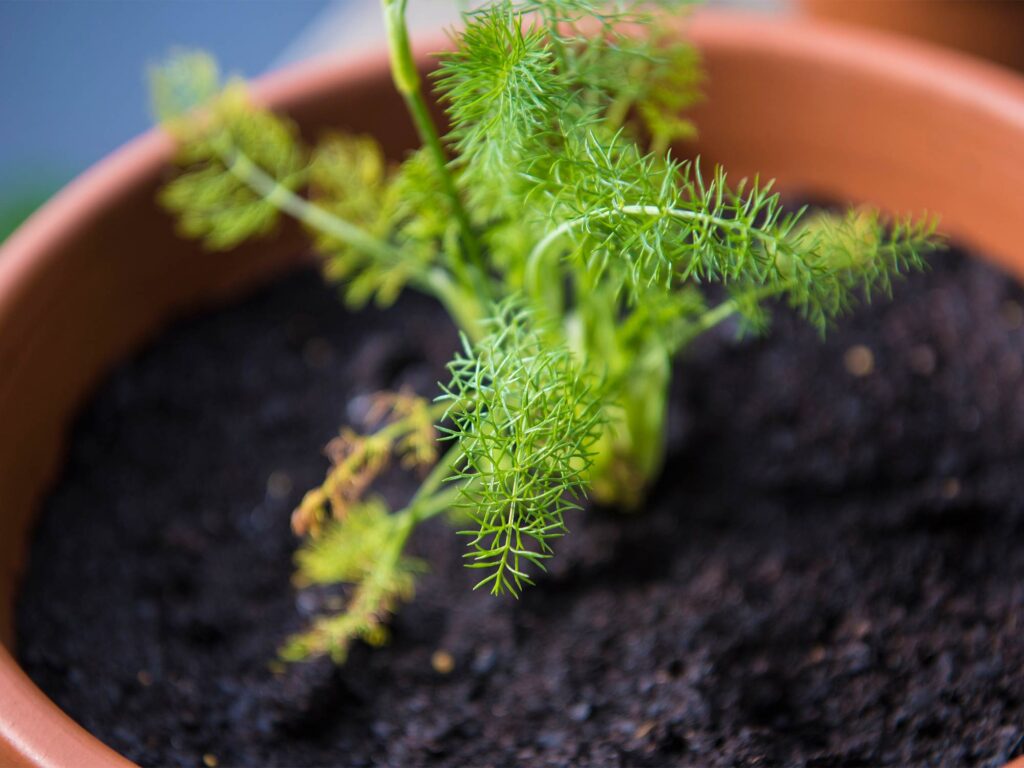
[0,0,784,241]
[0,0,329,239]
[3,0,1021,242]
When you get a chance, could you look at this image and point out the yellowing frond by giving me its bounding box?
[284,500,424,662]
[153,53,306,250]
[366,389,439,469]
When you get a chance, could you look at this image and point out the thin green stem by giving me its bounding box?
[390,446,471,562]
[527,202,785,295]
[367,401,451,448]
[690,298,743,336]
[408,442,465,511]
[682,283,789,344]
[649,132,671,160]
[424,269,487,342]
[381,0,487,292]
[220,145,401,266]
[218,142,491,339]
[410,483,465,524]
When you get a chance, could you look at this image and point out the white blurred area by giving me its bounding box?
[275,0,789,66]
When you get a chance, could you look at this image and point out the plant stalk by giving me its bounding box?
[526,202,788,297]
[220,144,401,266]
[381,0,488,296]
[218,141,489,339]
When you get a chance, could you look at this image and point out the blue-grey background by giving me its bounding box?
[0,0,333,238]
[0,0,772,240]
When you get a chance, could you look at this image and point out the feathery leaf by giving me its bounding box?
[440,302,604,596]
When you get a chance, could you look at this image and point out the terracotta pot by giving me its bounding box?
[2,10,1024,767]
[801,0,1024,72]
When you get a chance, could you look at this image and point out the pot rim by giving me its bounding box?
[0,43,393,324]
[2,10,1024,768]
[0,38,401,768]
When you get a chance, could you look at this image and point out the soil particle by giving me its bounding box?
[15,246,1024,767]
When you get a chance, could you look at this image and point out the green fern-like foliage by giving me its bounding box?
[436,5,561,222]
[152,0,941,663]
[440,303,604,595]
[281,499,424,662]
[153,53,306,250]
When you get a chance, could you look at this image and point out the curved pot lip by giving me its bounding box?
[694,8,1024,123]
[2,10,1024,768]
[0,44,397,325]
[0,34,404,768]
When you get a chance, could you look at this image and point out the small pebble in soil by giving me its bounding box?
[431,650,455,675]
[266,471,293,500]
[842,343,875,377]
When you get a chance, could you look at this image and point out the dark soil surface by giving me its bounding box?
[15,247,1024,768]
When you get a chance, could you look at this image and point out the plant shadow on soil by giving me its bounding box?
[15,244,1024,768]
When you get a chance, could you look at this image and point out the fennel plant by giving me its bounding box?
[152,0,938,662]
